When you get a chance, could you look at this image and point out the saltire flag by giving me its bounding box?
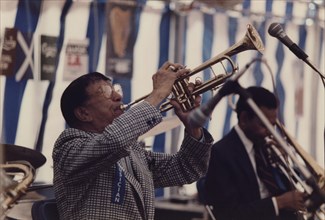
[0,0,42,144]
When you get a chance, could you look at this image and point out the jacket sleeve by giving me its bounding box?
[147,128,213,188]
[53,101,162,184]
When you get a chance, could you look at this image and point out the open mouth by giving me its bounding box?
[114,106,124,114]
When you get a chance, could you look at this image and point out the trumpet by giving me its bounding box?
[121,24,264,112]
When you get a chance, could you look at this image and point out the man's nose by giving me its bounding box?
[111,90,123,101]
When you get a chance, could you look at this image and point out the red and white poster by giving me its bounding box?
[63,39,89,81]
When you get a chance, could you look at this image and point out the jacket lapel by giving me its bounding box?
[230,129,261,198]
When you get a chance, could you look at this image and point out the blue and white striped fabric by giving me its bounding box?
[0,1,324,197]
[1,0,42,145]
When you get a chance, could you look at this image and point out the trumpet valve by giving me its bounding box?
[173,78,195,112]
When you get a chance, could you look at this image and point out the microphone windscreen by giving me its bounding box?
[268,23,283,37]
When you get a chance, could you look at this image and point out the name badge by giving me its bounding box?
[111,164,126,204]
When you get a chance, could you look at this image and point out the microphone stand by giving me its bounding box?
[233,82,325,217]
[303,58,325,88]
[304,58,325,79]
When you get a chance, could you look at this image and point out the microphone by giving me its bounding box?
[188,81,236,127]
[268,23,308,60]
[268,23,325,81]
[188,59,258,127]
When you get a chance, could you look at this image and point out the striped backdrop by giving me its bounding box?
[0,0,324,197]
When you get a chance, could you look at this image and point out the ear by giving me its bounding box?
[74,106,92,122]
[239,111,249,128]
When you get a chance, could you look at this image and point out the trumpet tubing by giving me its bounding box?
[122,24,264,112]
[159,73,229,112]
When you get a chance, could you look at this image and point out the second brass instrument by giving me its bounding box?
[122,24,264,112]
[0,161,35,218]
[273,121,325,192]
[265,121,325,218]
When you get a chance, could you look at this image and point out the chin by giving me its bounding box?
[114,110,124,117]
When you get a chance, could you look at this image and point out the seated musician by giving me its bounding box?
[205,86,306,220]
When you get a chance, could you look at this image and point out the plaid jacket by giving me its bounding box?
[53,101,213,220]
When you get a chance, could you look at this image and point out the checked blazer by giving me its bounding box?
[53,101,213,220]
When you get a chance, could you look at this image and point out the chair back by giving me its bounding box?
[196,177,217,220]
[31,199,59,220]
[196,176,208,205]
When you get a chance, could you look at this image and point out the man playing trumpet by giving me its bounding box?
[52,62,213,220]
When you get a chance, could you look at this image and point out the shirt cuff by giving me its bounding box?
[195,128,205,143]
[272,197,279,216]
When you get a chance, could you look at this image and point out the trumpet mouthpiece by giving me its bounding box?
[120,104,128,111]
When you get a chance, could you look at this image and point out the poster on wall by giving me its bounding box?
[0,28,18,77]
[40,35,58,81]
[63,39,89,81]
[106,1,137,79]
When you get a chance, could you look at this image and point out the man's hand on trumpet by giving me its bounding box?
[145,61,204,140]
[170,78,203,140]
[144,61,188,108]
